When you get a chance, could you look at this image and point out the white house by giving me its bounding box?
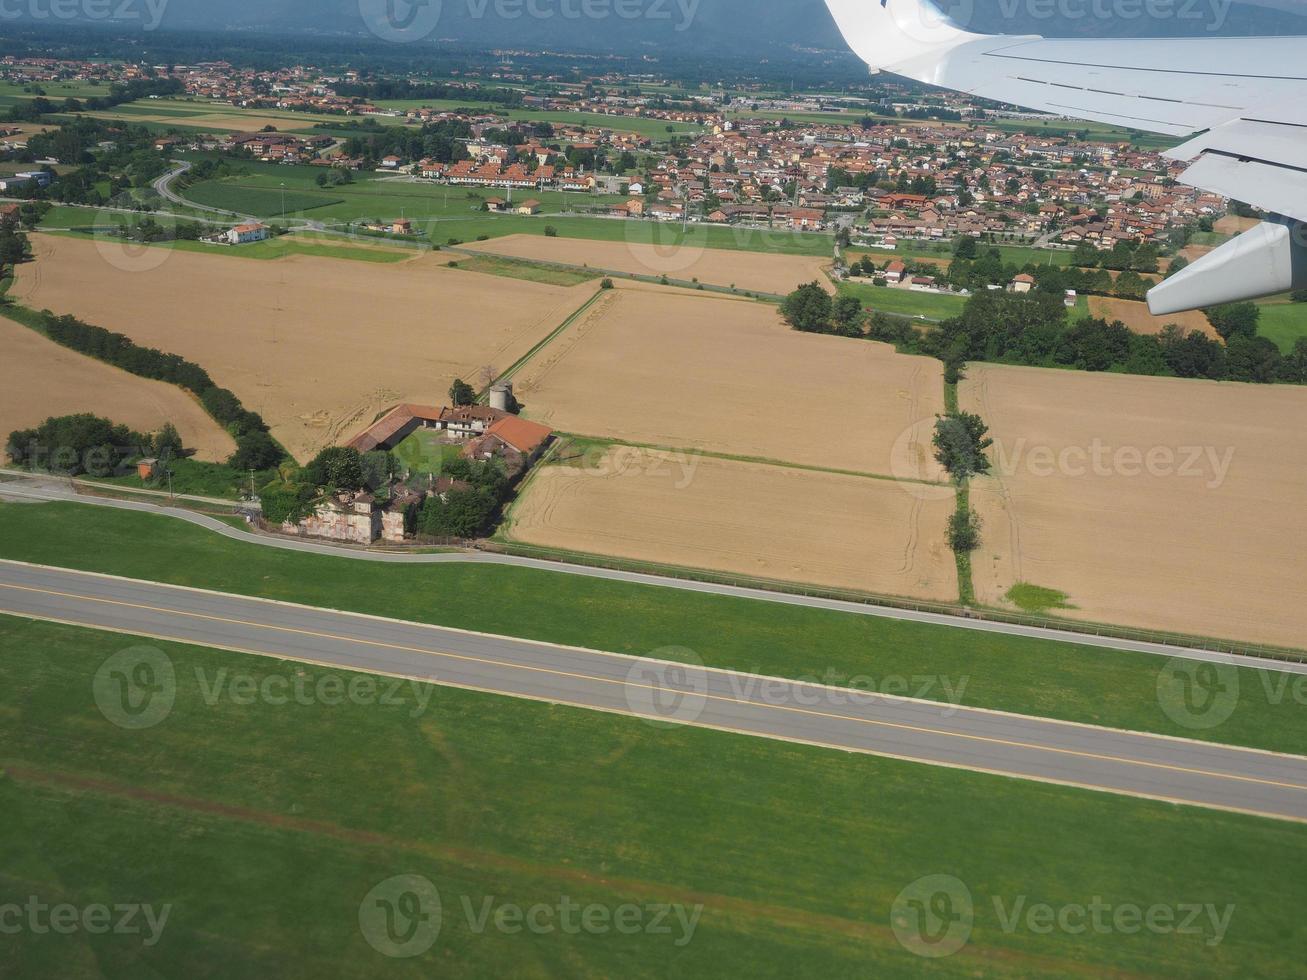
[227,222,270,245]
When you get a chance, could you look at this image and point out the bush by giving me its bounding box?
[948,509,983,553]
[600,278,615,290]
[544,225,558,237]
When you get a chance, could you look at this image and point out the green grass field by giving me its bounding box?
[838,281,966,320]
[3,615,1303,977]
[1257,300,1307,352]
[392,431,466,476]
[0,501,1301,755]
[180,182,344,218]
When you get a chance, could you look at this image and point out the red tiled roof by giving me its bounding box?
[484,416,553,455]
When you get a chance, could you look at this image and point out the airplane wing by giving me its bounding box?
[823,0,1307,314]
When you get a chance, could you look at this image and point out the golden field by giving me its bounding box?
[962,362,1307,649]
[12,234,597,462]
[510,447,957,600]
[514,287,947,481]
[461,233,834,296]
[0,316,234,462]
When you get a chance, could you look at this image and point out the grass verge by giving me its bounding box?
[0,500,1303,755]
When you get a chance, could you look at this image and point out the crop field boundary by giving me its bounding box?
[445,244,790,302]
[546,432,948,487]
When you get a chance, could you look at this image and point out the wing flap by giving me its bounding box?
[1178,153,1307,219]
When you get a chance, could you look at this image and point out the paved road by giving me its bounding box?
[1,560,1305,822]
[2,477,1303,678]
[152,162,248,220]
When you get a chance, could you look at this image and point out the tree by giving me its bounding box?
[152,422,184,460]
[780,282,834,333]
[304,446,365,492]
[947,508,983,553]
[1206,302,1260,341]
[932,412,993,482]
[1113,269,1148,301]
[832,294,864,336]
[449,378,476,406]
[1071,241,1099,268]
[952,235,978,260]
[229,430,283,472]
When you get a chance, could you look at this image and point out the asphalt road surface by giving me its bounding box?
[2,560,1305,823]
[3,477,1301,677]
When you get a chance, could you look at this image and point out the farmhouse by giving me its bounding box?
[227,222,270,245]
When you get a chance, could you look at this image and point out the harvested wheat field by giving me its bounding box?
[1088,296,1217,339]
[1214,215,1259,235]
[962,362,1307,649]
[13,234,597,462]
[510,448,957,599]
[462,233,834,295]
[0,316,234,462]
[514,287,947,480]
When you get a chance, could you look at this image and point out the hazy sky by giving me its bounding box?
[4,0,1305,52]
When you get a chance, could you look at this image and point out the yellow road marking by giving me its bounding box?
[3,579,1306,795]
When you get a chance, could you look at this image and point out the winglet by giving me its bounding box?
[823,0,987,76]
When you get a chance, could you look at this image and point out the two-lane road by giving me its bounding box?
[2,560,1306,822]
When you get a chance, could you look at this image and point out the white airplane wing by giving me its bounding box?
[824,0,1307,314]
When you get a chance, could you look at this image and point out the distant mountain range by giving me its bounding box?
[10,0,1307,54]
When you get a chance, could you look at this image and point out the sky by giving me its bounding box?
[4,0,1306,53]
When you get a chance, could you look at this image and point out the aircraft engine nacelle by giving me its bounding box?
[1148,217,1307,316]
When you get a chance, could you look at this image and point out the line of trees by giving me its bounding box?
[35,312,285,470]
[860,290,1307,386]
[5,413,180,477]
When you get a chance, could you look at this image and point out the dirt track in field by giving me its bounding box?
[510,447,958,600]
[962,362,1307,649]
[0,315,235,462]
[12,234,596,462]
